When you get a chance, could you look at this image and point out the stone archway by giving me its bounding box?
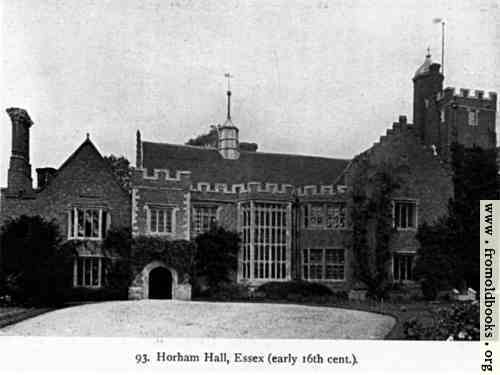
[141,261,177,300]
[149,267,173,299]
[128,260,192,300]
[127,260,178,300]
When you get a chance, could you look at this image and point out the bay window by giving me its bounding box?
[240,201,290,281]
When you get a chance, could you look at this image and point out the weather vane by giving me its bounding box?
[224,72,233,92]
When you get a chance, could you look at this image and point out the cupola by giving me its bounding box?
[218,75,240,159]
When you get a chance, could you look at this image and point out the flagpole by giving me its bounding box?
[441,21,445,76]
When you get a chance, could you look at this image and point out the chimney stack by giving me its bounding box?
[6,108,34,196]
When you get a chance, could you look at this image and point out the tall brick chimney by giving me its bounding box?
[6,108,34,196]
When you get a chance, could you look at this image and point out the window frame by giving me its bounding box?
[192,205,219,235]
[393,199,418,231]
[146,205,176,235]
[67,207,110,240]
[238,200,291,282]
[302,248,346,282]
[468,108,479,127]
[73,256,103,288]
[303,202,347,230]
[392,252,415,283]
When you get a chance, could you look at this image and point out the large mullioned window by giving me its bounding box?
[68,207,110,240]
[302,248,345,281]
[240,202,290,281]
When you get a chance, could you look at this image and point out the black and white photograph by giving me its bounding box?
[0,0,498,373]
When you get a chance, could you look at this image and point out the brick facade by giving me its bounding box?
[1,52,497,300]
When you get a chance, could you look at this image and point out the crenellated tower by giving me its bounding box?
[412,50,497,161]
[436,87,497,160]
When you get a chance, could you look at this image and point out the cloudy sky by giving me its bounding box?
[1,0,498,187]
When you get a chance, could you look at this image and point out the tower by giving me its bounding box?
[218,76,240,160]
[412,51,444,146]
[6,107,34,196]
[436,87,497,159]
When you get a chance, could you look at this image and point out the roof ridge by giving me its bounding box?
[142,139,350,162]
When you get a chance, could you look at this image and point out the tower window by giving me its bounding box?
[468,109,478,126]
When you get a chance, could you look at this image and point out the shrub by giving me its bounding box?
[196,282,250,301]
[194,226,240,288]
[403,302,479,340]
[67,287,127,302]
[0,215,73,306]
[255,281,333,300]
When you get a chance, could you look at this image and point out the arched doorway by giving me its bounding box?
[148,267,173,299]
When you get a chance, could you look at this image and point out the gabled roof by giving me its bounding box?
[38,137,128,194]
[142,141,350,186]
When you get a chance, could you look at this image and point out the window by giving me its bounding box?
[192,206,218,235]
[394,200,417,230]
[74,256,102,287]
[304,203,347,229]
[310,204,324,227]
[440,108,445,123]
[393,253,414,282]
[68,208,109,239]
[326,203,346,229]
[468,109,478,126]
[240,202,289,281]
[148,206,174,234]
[302,248,345,281]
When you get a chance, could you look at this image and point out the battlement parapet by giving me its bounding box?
[189,181,347,196]
[132,168,191,183]
[439,87,497,104]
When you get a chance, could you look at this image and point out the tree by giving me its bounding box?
[194,226,240,288]
[104,155,132,192]
[186,125,218,147]
[415,144,498,296]
[0,215,73,305]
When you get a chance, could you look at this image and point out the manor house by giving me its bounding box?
[1,52,497,300]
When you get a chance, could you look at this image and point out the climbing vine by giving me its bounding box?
[350,158,399,298]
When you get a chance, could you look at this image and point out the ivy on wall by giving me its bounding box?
[350,158,399,298]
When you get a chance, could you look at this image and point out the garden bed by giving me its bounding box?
[0,307,53,329]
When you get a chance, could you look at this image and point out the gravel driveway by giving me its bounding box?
[0,300,395,339]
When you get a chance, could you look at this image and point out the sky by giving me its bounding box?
[1,0,499,187]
